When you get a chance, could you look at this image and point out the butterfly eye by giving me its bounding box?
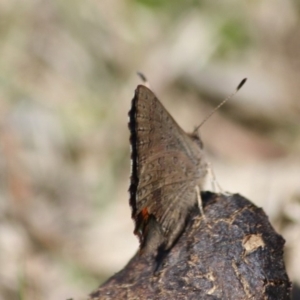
[189,132,203,149]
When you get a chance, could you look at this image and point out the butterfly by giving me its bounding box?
[128,85,208,251]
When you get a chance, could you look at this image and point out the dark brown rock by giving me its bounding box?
[88,193,291,300]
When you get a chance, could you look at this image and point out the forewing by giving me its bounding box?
[129,85,189,213]
[128,85,205,247]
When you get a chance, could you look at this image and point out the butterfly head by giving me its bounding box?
[189,129,204,149]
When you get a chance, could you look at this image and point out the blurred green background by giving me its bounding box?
[0,0,300,299]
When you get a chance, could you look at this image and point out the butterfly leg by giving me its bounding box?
[207,162,231,195]
[195,185,206,218]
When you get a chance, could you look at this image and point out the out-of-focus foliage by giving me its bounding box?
[0,1,299,299]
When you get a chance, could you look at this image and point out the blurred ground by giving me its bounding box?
[0,1,299,299]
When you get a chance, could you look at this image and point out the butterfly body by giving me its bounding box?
[128,85,208,250]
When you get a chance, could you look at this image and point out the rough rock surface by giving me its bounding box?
[89,193,291,300]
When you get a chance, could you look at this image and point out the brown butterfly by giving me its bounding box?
[128,85,208,251]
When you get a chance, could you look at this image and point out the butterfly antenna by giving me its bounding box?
[193,78,247,134]
[137,72,152,89]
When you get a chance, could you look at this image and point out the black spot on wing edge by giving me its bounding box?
[128,87,139,221]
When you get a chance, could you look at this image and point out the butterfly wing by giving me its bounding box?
[128,85,207,249]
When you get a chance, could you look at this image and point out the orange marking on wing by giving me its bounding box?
[134,207,150,242]
[141,207,149,220]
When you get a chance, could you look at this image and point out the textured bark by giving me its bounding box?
[89,193,291,300]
